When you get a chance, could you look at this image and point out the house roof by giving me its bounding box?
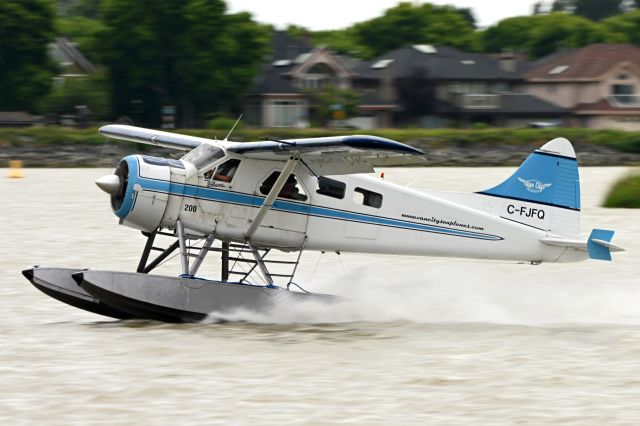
[574,98,640,113]
[248,65,300,95]
[354,45,521,81]
[269,31,313,63]
[497,93,570,114]
[247,31,310,96]
[248,31,361,96]
[523,44,640,80]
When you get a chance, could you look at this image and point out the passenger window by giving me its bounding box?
[316,176,346,199]
[204,159,240,183]
[260,172,308,201]
[353,187,382,208]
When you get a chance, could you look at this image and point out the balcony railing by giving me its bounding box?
[452,93,501,109]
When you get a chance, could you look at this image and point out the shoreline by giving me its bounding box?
[3,141,640,167]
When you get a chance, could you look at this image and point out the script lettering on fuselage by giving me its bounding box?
[501,201,550,230]
[206,181,227,189]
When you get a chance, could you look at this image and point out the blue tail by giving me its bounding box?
[480,138,580,211]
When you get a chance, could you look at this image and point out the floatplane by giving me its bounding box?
[23,124,624,322]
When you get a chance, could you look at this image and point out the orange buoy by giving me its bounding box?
[7,160,24,178]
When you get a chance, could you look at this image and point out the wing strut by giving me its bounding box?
[244,155,299,239]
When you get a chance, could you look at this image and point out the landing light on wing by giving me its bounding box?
[95,174,120,195]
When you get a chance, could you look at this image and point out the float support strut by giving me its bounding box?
[189,233,215,276]
[176,220,189,275]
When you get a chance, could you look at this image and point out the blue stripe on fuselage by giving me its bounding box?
[135,176,502,241]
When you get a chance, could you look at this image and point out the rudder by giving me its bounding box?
[479,138,581,237]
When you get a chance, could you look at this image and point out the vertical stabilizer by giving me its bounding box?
[479,138,581,237]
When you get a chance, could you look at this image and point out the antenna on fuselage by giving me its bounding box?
[224,114,243,141]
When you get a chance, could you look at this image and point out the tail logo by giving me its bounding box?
[518,177,552,193]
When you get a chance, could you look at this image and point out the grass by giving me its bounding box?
[603,172,640,208]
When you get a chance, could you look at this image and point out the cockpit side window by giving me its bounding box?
[316,176,346,199]
[259,171,308,201]
[204,159,241,183]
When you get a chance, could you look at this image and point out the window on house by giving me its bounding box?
[353,187,382,208]
[204,159,241,184]
[260,172,308,201]
[316,176,346,199]
[612,84,636,104]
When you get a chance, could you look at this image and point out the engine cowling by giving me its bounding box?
[96,155,177,232]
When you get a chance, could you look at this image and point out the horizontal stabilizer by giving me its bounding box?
[541,229,624,261]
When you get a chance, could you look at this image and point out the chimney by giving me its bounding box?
[499,49,517,73]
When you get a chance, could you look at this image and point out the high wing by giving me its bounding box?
[99,124,210,150]
[99,124,427,175]
[225,136,426,175]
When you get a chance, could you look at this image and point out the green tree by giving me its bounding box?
[67,0,103,19]
[552,0,573,11]
[528,13,609,58]
[0,0,56,112]
[55,16,106,63]
[481,16,541,53]
[177,6,269,126]
[481,13,610,58]
[351,2,478,59]
[455,7,477,29]
[551,0,624,20]
[308,87,360,126]
[602,10,640,44]
[575,0,623,21]
[100,0,268,127]
[309,28,366,57]
[41,73,111,120]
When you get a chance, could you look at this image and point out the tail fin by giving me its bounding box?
[587,229,623,261]
[479,138,580,236]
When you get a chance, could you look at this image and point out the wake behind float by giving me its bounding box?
[23,125,624,323]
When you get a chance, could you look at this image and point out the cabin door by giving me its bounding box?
[252,170,310,247]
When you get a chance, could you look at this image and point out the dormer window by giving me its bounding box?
[371,59,394,69]
[549,65,569,75]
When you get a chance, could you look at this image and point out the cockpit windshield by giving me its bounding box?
[181,143,225,170]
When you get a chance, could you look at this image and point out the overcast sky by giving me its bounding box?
[226,0,540,30]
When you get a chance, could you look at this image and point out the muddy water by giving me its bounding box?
[1,167,639,425]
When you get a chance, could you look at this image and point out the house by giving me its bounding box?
[0,111,43,128]
[522,44,640,130]
[352,45,569,128]
[245,32,358,128]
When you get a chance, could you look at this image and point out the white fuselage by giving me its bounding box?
[124,155,586,264]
